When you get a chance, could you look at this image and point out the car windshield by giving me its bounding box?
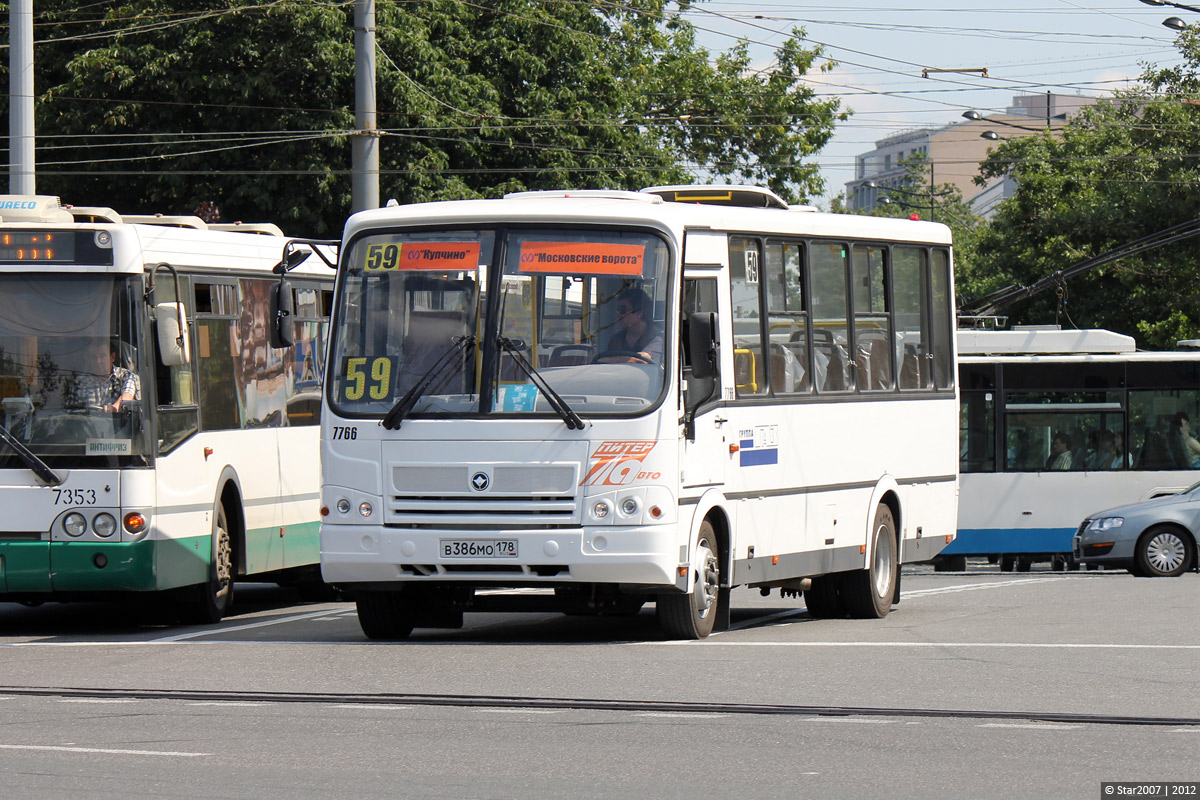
[0,274,150,468]
[329,226,671,420]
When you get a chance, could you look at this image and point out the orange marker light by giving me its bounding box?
[123,512,147,533]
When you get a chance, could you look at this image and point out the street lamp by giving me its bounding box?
[1163,15,1188,29]
[1139,0,1200,13]
[961,109,1048,132]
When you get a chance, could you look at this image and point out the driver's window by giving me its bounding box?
[682,276,719,410]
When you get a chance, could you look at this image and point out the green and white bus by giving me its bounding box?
[0,195,334,621]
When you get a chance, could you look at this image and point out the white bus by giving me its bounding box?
[0,195,335,621]
[953,327,1200,571]
[317,185,959,639]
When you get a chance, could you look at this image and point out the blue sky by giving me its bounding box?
[683,1,1189,205]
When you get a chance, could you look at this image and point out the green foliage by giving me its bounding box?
[973,33,1200,347]
[1,1,842,236]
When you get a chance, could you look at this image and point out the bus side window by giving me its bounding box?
[152,275,199,454]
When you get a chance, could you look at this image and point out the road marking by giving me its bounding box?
[649,641,1200,649]
[0,744,209,757]
[58,698,136,704]
[801,717,893,724]
[328,704,419,711]
[903,577,1064,597]
[474,708,568,715]
[149,608,352,642]
[978,723,1082,730]
[635,712,731,719]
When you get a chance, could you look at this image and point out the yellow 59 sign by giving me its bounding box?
[339,356,397,402]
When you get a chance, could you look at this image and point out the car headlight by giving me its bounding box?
[1087,517,1124,532]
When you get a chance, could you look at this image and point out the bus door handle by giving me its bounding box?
[713,416,728,427]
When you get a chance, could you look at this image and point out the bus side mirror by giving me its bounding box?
[156,302,191,367]
[270,280,295,348]
[688,312,718,380]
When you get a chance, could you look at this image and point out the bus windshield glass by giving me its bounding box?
[329,226,671,419]
[0,274,149,468]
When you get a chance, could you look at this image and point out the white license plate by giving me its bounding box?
[439,539,519,559]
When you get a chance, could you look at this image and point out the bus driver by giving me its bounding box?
[598,287,663,364]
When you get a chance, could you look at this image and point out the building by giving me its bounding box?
[844,93,1095,219]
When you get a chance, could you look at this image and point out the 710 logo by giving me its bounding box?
[581,441,659,486]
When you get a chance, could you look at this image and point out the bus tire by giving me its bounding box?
[803,575,845,619]
[657,521,720,639]
[1135,526,1193,578]
[842,504,898,619]
[999,555,1015,572]
[1016,556,1032,572]
[356,590,416,639]
[183,503,235,624]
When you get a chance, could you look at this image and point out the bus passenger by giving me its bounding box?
[1046,432,1073,471]
[1169,412,1200,468]
[599,287,663,364]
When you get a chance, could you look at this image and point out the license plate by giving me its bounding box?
[439,539,519,558]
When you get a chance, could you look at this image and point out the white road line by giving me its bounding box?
[473,708,568,715]
[58,698,137,704]
[903,577,1062,597]
[0,744,209,757]
[149,608,352,642]
[978,723,1082,730]
[647,641,1200,649]
[328,704,419,711]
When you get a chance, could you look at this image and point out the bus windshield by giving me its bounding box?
[0,274,149,468]
[329,226,671,419]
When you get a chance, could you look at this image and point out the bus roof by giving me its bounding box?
[957,328,1137,356]
[346,185,953,246]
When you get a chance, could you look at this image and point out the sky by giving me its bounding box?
[681,1,1189,206]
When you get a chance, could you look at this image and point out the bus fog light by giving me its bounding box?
[592,500,611,519]
[93,513,118,538]
[619,496,640,516]
[123,512,147,534]
[649,505,663,519]
[358,501,373,517]
[64,512,87,537]
[336,498,351,514]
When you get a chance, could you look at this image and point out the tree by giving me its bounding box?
[831,154,983,290]
[971,30,1200,347]
[2,1,844,237]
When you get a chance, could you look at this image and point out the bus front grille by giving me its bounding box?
[387,495,580,525]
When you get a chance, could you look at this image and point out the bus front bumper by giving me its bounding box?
[320,523,681,588]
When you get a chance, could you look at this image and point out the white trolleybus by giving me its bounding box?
[0,195,335,621]
[953,327,1200,571]
[316,185,959,639]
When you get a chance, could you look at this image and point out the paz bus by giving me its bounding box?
[0,195,334,621]
[315,185,959,639]
[953,327,1200,571]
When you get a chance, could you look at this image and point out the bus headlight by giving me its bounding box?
[93,513,118,538]
[619,496,641,517]
[592,500,611,520]
[336,498,351,514]
[358,501,373,517]
[1086,517,1123,532]
[63,512,87,537]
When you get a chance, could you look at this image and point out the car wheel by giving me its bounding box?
[1134,526,1194,578]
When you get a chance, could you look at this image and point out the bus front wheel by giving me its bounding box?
[356,590,416,639]
[841,504,898,619]
[657,521,720,639]
[182,503,235,624]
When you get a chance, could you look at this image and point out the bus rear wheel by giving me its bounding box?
[841,504,898,619]
[356,589,416,639]
[657,521,720,639]
[803,575,845,618]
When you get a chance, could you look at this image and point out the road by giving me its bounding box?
[1,562,1197,799]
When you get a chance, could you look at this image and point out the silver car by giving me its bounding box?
[1074,483,1200,577]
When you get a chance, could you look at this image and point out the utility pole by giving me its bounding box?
[9,0,36,194]
[351,0,379,212]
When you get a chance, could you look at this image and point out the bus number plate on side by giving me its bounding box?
[439,539,519,558]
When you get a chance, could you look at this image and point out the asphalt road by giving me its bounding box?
[1,561,1197,799]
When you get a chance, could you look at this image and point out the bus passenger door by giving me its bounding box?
[681,276,726,489]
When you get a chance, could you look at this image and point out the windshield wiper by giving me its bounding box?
[381,335,476,430]
[0,420,63,486]
[496,337,585,430]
